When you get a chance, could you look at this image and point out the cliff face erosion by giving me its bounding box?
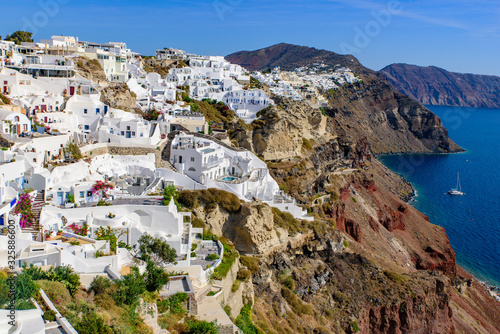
[380,63,500,108]
[184,43,500,333]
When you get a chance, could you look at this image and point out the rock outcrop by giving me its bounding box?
[100,83,137,112]
[381,63,500,108]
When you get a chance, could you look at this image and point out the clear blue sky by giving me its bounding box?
[2,0,500,75]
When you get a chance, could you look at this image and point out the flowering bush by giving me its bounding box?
[14,193,36,228]
[68,223,88,236]
[95,226,127,253]
[92,180,114,199]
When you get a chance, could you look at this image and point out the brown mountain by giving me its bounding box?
[381,63,500,108]
[226,43,462,154]
[226,42,367,74]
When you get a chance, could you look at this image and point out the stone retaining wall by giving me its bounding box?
[80,140,169,168]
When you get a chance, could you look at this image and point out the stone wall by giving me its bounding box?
[215,258,254,319]
[80,140,169,167]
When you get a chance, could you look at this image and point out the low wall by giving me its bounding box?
[79,139,169,167]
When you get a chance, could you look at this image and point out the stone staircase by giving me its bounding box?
[23,191,45,241]
[159,160,178,172]
[142,314,170,334]
[32,191,45,223]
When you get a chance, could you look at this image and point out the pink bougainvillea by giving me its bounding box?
[68,223,88,236]
[14,193,36,228]
[92,180,114,199]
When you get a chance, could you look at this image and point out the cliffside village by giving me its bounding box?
[0,35,359,333]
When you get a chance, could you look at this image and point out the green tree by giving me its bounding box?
[74,312,113,334]
[4,31,33,45]
[137,234,177,266]
[145,260,169,292]
[187,319,220,334]
[89,276,113,295]
[162,184,178,206]
[15,271,40,309]
[113,267,146,306]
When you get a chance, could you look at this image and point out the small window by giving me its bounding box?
[83,109,87,114]
[126,126,130,130]
[191,157,195,162]
[132,131,135,136]
[84,125,89,130]
[121,131,124,135]
[79,191,85,198]
[140,133,143,137]
[87,191,92,197]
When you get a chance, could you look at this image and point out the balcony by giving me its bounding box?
[202,158,221,170]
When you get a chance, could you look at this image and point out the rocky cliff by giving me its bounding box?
[226,44,462,154]
[73,57,137,112]
[186,154,500,333]
[177,86,499,332]
[381,63,500,108]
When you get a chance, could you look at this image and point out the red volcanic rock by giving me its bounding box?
[368,216,380,232]
[363,179,377,193]
[340,184,351,202]
[359,278,455,334]
[330,204,362,243]
[378,205,406,231]
[411,245,457,277]
[345,219,362,243]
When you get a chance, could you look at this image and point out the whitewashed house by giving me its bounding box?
[0,109,31,135]
[65,95,107,133]
[169,133,313,220]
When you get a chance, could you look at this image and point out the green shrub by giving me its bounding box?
[302,138,312,150]
[211,242,239,280]
[351,197,357,203]
[278,271,295,291]
[178,189,241,212]
[43,310,56,322]
[190,251,197,258]
[235,304,263,334]
[237,269,252,282]
[281,288,314,316]
[207,253,219,261]
[89,276,113,295]
[0,93,10,105]
[343,240,349,248]
[240,256,260,273]
[167,292,189,315]
[352,321,360,333]
[231,280,241,292]
[186,319,220,334]
[383,270,408,284]
[192,218,205,228]
[37,280,72,307]
[272,207,309,236]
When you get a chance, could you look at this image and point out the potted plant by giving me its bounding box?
[57,230,63,236]
[108,212,115,218]
[44,230,53,240]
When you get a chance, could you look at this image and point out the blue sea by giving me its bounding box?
[379,105,500,288]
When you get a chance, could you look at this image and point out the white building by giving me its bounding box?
[0,109,31,135]
[169,133,313,220]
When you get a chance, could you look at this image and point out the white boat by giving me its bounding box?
[448,172,465,196]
